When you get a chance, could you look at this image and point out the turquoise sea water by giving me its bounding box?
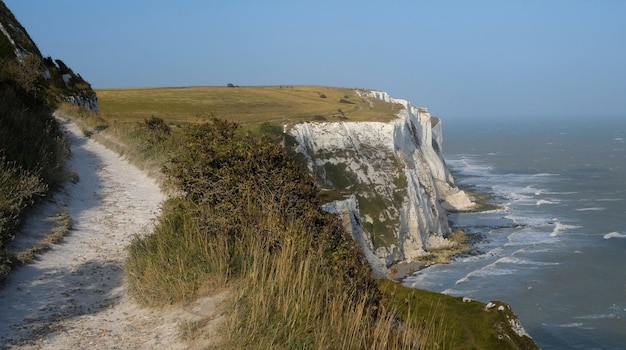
[404,117,626,349]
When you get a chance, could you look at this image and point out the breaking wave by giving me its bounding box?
[550,220,581,237]
[603,232,626,239]
[536,199,560,206]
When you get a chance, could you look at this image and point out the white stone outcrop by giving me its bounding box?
[289,91,474,271]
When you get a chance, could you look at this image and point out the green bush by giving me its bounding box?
[164,117,376,295]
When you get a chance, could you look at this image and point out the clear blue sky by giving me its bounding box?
[4,0,626,120]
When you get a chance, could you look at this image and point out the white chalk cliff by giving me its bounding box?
[289,91,474,276]
[0,7,98,113]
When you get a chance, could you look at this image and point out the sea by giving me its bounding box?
[404,116,626,349]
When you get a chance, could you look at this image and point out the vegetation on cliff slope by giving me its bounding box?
[0,46,68,281]
[70,88,535,348]
[0,0,97,281]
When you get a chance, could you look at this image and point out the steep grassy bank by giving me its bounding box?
[80,86,536,348]
[1,1,98,281]
[0,55,69,281]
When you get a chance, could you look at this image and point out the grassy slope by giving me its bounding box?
[91,85,537,349]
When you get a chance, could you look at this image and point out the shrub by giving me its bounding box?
[0,157,48,244]
[163,118,376,293]
[144,116,170,135]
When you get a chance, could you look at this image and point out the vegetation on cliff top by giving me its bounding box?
[59,88,535,349]
[96,85,402,126]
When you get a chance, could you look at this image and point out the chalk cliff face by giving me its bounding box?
[289,91,474,276]
[0,2,98,112]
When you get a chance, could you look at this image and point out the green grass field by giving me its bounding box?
[96,85,402,125]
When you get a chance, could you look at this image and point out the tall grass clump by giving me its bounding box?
[126,117,444,348]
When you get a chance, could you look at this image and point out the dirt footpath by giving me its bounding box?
[0,118,224,349]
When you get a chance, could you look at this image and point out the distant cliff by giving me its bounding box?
[0,1,98,112]
[289,91,474,276]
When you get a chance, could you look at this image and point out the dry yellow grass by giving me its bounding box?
[96,85,402,126]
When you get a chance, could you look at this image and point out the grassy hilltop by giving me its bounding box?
[96,85,402,125]
[59,85,538,349]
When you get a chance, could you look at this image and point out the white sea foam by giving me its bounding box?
[576,207,606,211]
[511,248,527,255]
[550,220,581,237]
[521,185,540,193]
[441,288,478,296]
[496,256,560,266]
[455,262,516,285]
[505,214,551,227]
[574,313,618,320]
[546,191,578,195]
[505,238,556,248]
[535,173,560,177]
[536,199,560,206]
[454,277,470,285]
[603,232,626,239]
[447,156,492,176]
[501,185,549,206]
[554,323,584,328]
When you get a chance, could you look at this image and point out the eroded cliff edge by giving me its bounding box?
[288,91,474,276]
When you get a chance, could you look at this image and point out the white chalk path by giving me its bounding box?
[0,118,224,349]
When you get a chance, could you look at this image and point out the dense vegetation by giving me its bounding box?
[126,117,441,348]
[0,1,97,281]
[93,111,534,349]
[0,53,68,280]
